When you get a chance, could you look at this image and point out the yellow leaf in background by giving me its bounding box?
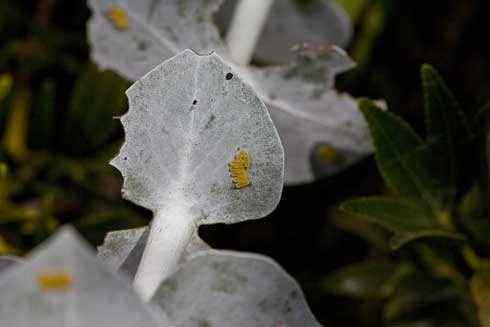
[2,87,29,161]
[470,271,490,327]
[0,163,6,179]
[0,74,13,103]
[0,163,7,206]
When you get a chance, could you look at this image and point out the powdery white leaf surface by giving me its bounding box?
[218,0,352,64]
[245,45,373,184]
[151,250,323,327]
[113,49,283,299]
[98,227,209,279]
[111,49,284,222]
[88,0,373,185]
[0,226,170,327]
[0,255,23,273]
[87,0,226,81]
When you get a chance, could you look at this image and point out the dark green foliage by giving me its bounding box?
[322,261,400,299]
[332,65,489,326]
[340,197,464,249]
[359,100,446,210]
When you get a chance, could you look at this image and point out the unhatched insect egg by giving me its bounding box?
[108,5,129,30]
[37,271,73,291]
[229,150,251,189]
[316,144,339,165]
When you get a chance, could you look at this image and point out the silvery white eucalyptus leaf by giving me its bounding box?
[112,49,284,299]
[88,0,374,185]
[0,226,170,327]
[246,45,372,184]
[97,227,209,279]
[218,0,352,64]
[151,250,323,327]
[87,0,226,81]
[0,255,23,273]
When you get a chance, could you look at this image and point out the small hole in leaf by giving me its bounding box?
[193,99,198,105]
[225,73,233,80]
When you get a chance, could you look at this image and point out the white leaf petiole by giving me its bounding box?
[225,0,275,66]
[133,204,200,300]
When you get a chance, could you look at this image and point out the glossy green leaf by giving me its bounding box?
[322,262,398,299]
[421,64,472,204]
[359,99,448,212]
[340,196,465,249]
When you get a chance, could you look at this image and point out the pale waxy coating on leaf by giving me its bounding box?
[87,0,227,81]
[88,0,373,185]
[112,49,284,299]
[0,226,170,327]
[112,49,284,222]
[0,255,23,273]
[151,251,324,327]
[218,0,352,63]
[97,227,209,279]
[246,45,373,184]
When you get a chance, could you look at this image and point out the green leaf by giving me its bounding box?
[2,87,29,161]
[421,64,472,203]
[322,262,399,299]
[422,64,472,153]
[62,63,129,156]
[333,0,369,22]
[384,272,461,322]
[359,99,449,211]
[350,0,387,68]
[487,127,490,192]
[470,271,490,327]
[29,79,55,150]
[0,74,13,103]
[330,208,390,251]
[340,196,465,249]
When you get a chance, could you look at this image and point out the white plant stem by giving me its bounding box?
[133,205,197,301]
[225,0,275,65]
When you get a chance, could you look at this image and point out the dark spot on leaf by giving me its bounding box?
[193,99,198,105]
[205,114,215,129]
[124,157,128,161]
[225,73,233,80]
[162,278,177,292]
[197,319,211,327]
[138,41,147,51]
